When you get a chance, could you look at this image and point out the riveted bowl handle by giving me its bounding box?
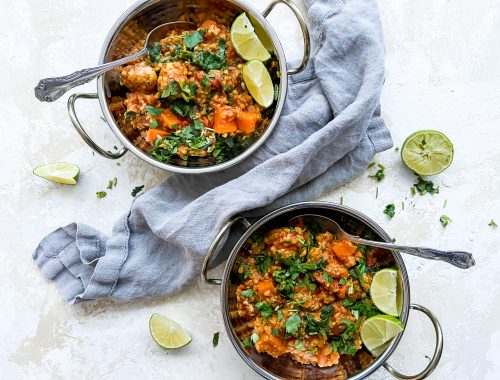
[67,93,127,159]
[384,304,444,379]
[202,216,252,285]
[262,0,311,75]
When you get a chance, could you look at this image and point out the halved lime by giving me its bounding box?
[231,13,271,62]
[149,313,192,349]
[361,315,404,355]
[401,130,454,175]
[33,162,80,185]
[370,269,400,317]
[242,60,274,108]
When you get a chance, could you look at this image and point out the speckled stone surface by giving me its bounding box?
[1,0,499,379]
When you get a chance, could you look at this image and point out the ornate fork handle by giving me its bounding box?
[349,236,475,269]
[34,50,145,102]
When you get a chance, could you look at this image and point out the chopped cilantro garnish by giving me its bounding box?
[179,81,198,102]
[241,336,252,348]
[131,185,144,197]
[339,278,347,285]
[255,302,273,318]
[149,119,159,129]
[369,163,385,181]
[96,191,107,199]
[277,309,284,321]
[342,298,378,318]
[161,81,180,98]
[294,339,306,351]
[106,177,117,190]
[384,203,396,218]
[440,215,451,227]
[145,105,164,116]
[148,42,162,63]
[251,332,259,344]
[285,314,301,336]
[255,255,272,275]
[271,328,280,336]
[183,30,205,49]
[241,289,254,298]
[412,175,439,195]
[212,332,219,347]
[367,161,376,169]
[124,110,136,121]
[489,219,498,228]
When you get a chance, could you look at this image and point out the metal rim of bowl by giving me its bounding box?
[95,0,290,174]
[220,201,411,380]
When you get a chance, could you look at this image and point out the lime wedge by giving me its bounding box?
[149,313,192,349]
[370,269,400,317]
[231,13,272,62]
[401,130,454,175]
[248,14,274,53]
[33,162,80,185]
[243,60,274,108]
[361,315,403,355]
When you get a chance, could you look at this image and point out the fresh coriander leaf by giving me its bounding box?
[131,185,144,197]
[124,110,137,121]
[294,339,306,351]
[106,177,118,190]
[489,219,498,228]
[146,105,164,116]
[277,309,284,321]
[255,255,272,275]
[96,191,107,199]
[251,332,259,344]
[149,42,162,63]
[149,119,159,129]
[369,163,385,181]
[201,75,210,88]
[384,203,396,218]
[183,29,205,49]
[241,289,254,298]
[440,215,452,227]
[255,302,273,318]
[271,328,280,336]
[413,175,439,195]
[339,278,347,285]
[161,81,180,98]
[285,314,301,336]
[179,81,198,102]
[212,332,219,347]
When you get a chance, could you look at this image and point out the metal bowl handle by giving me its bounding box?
[384,304,444,380]
[262,0,311,75]
[67,93,127,159]
[201,216,252,285]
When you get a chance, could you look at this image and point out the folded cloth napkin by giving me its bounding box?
[33,0,392,303]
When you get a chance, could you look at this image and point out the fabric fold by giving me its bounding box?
[33,0,392,303]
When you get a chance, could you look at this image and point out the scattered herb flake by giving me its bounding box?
[489,219,498,228]
[183,29,205,49]
[443,199,448,208]
[212,332,219,347]
[376,186,379,199]
[241,289,254,298]
[440,215,452,227]
[367,161,376,169]
[146,105,164,116]
[100,116,107,124]
[410,186,416,196]
[131,185,144,197]
[255,302,273,318]
[369,163,385,182]
[251,332,259,344]
[401,201,405,210]
[412,175,439,195]
[395,147,400,152]
[96,191,107,199]
[340,196,344,205]
[285,314,301,336]
[271,328,280,336]
[149,119,159,129]
[161,81,181,98]
[384,203,396,218]
[106,177,118,190]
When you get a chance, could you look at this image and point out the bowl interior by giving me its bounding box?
[97,0,287,173]
[221,203,410,380]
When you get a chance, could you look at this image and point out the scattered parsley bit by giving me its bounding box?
[369,163,385,182]
[116,162,121,166]
[131,185,144,197]
[395,147,400,152]
[124,110,137,121]
[255,302,273,318]
[183,29,205,49]
[443,199,448,208]
[106,177,118,190]
[250,332,259,344]
[146,105,164,116]
[410,186,416,196]
[401,201,405,210]
[255,255,272,275]
[212,332,219,347]
[375,186,379,199]
[412,175,439,195]
[241,289,254,298]
[99,116,107,124]
[367,161,376,169]
[488,219,497,228]
[384,203,396,218]
[201,75,210,89]
[340,196,344,205]
[179,81,198,102]
[161,81,181,98]
[440,215,452,227]
[96,191,107,199]
[285,314,301,336]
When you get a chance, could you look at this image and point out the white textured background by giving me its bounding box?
[1,0,499,379]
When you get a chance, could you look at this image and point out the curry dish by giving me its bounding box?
[232,225,395,378]
[108,12,278,165]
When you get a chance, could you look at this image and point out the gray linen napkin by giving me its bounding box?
[33,0,392,303]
